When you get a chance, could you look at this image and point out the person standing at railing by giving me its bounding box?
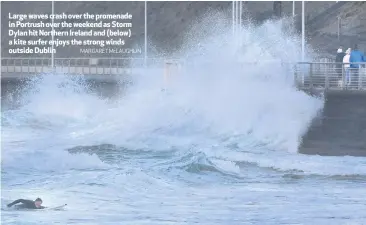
[343,48,351,86]
[335,47,346,80]
[349,44,366,87]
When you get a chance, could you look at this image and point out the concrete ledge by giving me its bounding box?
[299,91,366,157]
[1,67,165,83]
[298,87,366,96]
[1,73,132,82]
[1,66,146,75]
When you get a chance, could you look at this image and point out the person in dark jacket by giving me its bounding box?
[335,47,346,79]
[7,198,45,209]
[349,44,366,87]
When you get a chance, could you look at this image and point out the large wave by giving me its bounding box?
[3,13,366,177]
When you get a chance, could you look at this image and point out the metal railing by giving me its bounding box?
[2,58,366,91]
[294,62,366,90]
[1,57,180,76]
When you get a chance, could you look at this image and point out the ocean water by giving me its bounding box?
[2,17,366,225]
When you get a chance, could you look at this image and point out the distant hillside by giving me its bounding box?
[1,1,365,59]
[304,1,366,57]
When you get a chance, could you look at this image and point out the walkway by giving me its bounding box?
[2,57,366,91]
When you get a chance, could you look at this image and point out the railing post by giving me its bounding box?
[301,64,305,86]
[358,66,362,90]
[342,63,345,90]
[325,63,329,89]
[117,59,119,74]
[309,63,313,88]
[363,65,365,90]
[293,64,297,87]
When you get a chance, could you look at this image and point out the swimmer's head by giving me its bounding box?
[34,198,42,208]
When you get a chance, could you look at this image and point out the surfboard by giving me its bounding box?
[47,204,67,211]
[2,203,67,211]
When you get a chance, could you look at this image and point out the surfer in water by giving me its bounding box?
[7,198,45,209]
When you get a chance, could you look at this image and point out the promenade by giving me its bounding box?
[1,58,159,83]
[2,57,366,92]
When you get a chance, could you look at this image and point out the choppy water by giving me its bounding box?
[2,17,366,225]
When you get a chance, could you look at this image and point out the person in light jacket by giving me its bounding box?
[343,48,351,86]
[335,47,346,78]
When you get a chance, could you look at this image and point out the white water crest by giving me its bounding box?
[3,14,366,176]
[2,12,366,225]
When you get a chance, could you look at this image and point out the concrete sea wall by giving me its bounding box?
[299,91,366,157]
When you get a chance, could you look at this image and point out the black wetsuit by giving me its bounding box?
[7,199,45,209]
